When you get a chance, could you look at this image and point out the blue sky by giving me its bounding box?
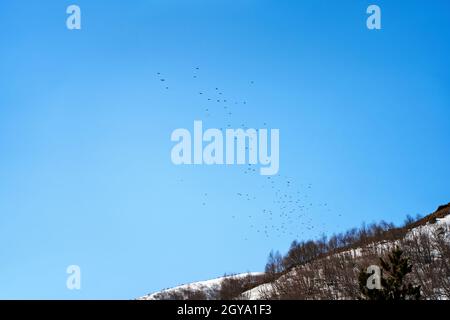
[0,0,449,299]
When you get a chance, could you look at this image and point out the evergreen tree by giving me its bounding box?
[359,247,421,300]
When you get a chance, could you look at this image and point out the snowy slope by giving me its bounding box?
[138,272,264,300]
[138,205,450,300]
[241,212,450,300]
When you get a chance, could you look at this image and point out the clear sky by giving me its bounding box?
[0,0,449,299]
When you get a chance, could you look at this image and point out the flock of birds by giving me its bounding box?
[234,175,334,241]
[156,67,339,242]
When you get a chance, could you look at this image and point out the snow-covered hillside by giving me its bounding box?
[242,212,450,300]
[138,272,264,300]
[138,204,450,300]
